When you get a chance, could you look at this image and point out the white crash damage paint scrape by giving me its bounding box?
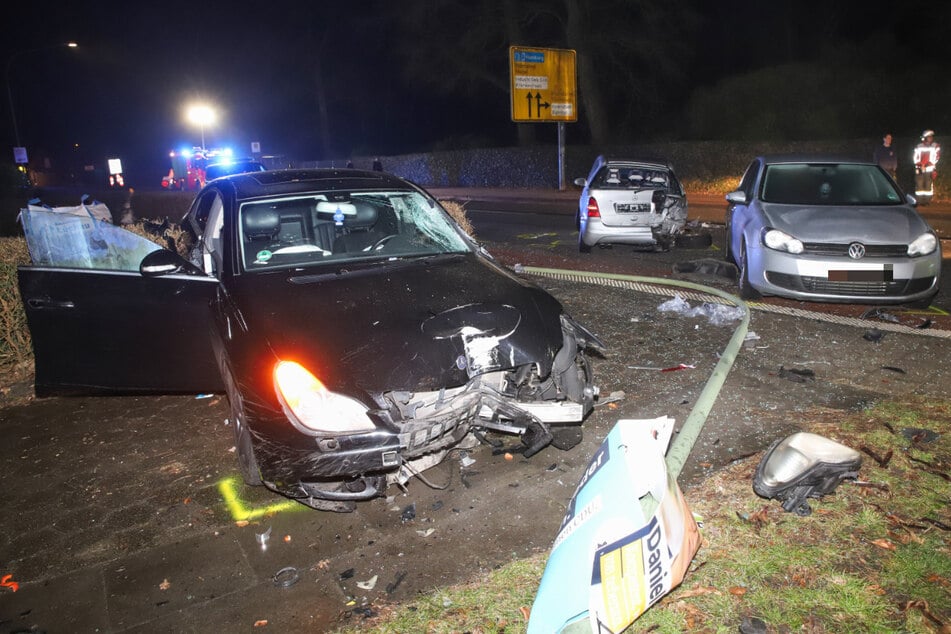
[458,325,517,375]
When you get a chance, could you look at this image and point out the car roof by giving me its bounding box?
[220,168,417,200]
[758,153,875,166]
[208,157,260,166]
[596,155,672,170]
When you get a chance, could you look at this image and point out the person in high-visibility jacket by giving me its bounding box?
[913,129,941,203]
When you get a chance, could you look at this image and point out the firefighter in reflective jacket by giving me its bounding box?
[913,129,941,202]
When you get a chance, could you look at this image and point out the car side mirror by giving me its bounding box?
[752,432,862,516]
[573,177,587,188]
[725,190,747,204]
[140,249,205,277]
[906,193,918,206]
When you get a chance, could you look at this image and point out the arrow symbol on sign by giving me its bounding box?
[534,93,551,116]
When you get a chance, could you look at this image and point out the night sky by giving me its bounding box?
[2,0,950,186]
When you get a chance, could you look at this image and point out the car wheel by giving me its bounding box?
[724,220,735,263]
[221,360,263,487]
[231,393,263,486]
[737,240,761,300]
[674,229,713,249]
[574,210,581,231]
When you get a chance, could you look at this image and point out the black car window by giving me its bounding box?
[593,165,673,192]
[762,164,902,205]
[18,205,162,271]
[199,193,225,275]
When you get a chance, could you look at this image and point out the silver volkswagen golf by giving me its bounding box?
[725,155,941,305]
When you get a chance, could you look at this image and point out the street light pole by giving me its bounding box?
[186,104,216,152]
[4,42,78,152]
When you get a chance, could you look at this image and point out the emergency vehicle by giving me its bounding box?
[161,147,234,190]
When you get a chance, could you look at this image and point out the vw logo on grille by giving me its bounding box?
[847,242,866,260]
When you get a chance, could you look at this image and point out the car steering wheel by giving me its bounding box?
[363,234,398,252]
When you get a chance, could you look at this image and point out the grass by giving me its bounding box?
[0,236,32,382]
[333,397,951,633]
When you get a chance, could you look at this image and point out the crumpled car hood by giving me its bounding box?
[228,254,567,395]
[760,203,931,243]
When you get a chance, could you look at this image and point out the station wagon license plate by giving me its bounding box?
[615,203,650,213]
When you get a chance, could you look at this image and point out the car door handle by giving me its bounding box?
[27,298,76,310]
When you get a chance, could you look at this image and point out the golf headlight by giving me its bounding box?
[762,228,804,254]
[274,361,375,435]
[908,232,937,256]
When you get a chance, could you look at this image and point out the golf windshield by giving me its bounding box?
[761,163,902,206]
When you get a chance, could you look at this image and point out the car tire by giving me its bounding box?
[674,229,713,249]
[737,240,761,300]
[220,359,263,487]
[231,393,263,486]
[574,211,581,231]
[724,219,735,263]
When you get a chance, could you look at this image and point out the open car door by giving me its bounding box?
[17,207,222,397]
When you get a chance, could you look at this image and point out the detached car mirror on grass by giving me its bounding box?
[16,170,604,512]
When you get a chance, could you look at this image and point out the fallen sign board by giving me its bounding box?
[528,416,702,633]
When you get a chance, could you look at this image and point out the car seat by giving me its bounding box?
[332,201,383,253]
[242,207,281,266]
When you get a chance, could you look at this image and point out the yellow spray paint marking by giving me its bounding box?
[898,305,949,316]
[516,232,558,240]
[218,476,302,521]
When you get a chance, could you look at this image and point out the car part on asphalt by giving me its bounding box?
[272,566,300,588]
[777,366,815,383]
[674,228,713,249]
[752,432,863,516]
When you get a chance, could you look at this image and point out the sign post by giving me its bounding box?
[509,46,577,190]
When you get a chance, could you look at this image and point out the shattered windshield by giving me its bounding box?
[761,164,903,205]
[239,190,471,271]
[592,165,681,194]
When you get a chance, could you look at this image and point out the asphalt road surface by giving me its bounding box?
[1,189,950,632]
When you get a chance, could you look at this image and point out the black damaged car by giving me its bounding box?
[17,169,603,511]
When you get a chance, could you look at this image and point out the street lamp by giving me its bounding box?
[186,104,216,151]
[4,41,78,151]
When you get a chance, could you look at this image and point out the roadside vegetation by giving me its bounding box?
[333,398,951,633]
[0,236,31,385]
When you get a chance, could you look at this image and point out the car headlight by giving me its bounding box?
[908,232,938,256]
[274,361,376,435]
[762,228,804,254]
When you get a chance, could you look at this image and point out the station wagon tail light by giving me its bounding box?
[274,361,375,435]
[908,232,938,256]
[587,197,601,217]
[762,228,804,254]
